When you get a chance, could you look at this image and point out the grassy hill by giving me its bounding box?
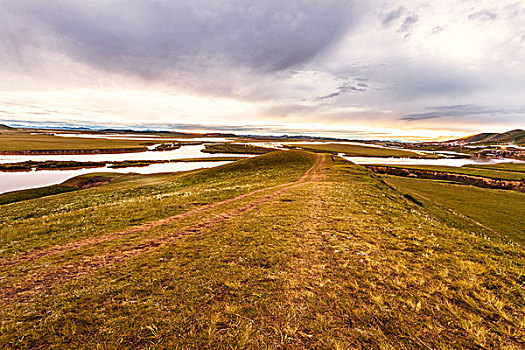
[202,143,277,154]
[0,151,523,348]
[453,129,525,145]
[0,124,15,130]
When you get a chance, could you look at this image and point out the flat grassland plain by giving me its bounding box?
[288,143,441,159]
[383,175,525,245]
[0,151,523,349]
[371,164,525,181]
[0,130,153,152]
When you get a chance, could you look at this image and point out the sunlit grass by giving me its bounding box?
[0,153,523,349]
[288,143,441,158]
[0,130,150,151]
[371,164,525,181]
[384,175,525,244]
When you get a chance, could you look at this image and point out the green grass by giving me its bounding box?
[289,143,441,158]
[403,144,480,155]
[202,143,277,154]
[0,153,523,349]
[0,160,107,171]
[151,143,181,151]
[62,172,126,188]
[0,158,242,172]
[170,157,244,162]
[107,160,157,168]
[0,151,315,258]
[108,157,243,168]
[371,164,525,181]
[0,130,151,151]
[0,184,78,205]
[383,175,525,244]
[466,163,525,173]
[0,173,125,205]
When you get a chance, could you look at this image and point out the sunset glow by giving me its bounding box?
[0,0,523,138]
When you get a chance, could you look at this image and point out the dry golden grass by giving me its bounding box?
[0,152,523,349]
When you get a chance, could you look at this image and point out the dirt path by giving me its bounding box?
[0,154,323,269]
[0,154,325,302]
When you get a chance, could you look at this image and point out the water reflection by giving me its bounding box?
[2,140,523,196]
[0,161,231,194]
[0,145,249,164]
[344,156,523,166]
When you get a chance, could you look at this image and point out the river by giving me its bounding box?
[0,161,233,194]
[0,144,249,194]
[1,139,522,195]
[342,156,523,167]
[0,145,248,164]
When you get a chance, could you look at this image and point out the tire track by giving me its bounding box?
[0,154,325,302]
[0,154,323,269]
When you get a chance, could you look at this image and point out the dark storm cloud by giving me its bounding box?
[314,81,367,101]
[1,0,523,135]
[431,26,445,35]
[468,10,498,21]
[399,15,419,32]
[381,6,404,27]
[314,92,341,101]
[398,14,419,39]
[402,105,524,121]
[368,60,482,98]
[1,0,357,78]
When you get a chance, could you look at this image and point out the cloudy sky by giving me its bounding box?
[0,0,524,140]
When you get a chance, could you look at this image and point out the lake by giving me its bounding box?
[343,156,523,166]
[1,138,522,195]
[0,145,250,164]
[0,144,249,194]
[0,161,232,194]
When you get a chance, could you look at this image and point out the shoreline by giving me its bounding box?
[0,147,147,155]
[367,165,525,192]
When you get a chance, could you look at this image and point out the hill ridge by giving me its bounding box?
[0,124,15,130]
[451,128,525,145]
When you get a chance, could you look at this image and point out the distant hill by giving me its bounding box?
[451,129,525,145]
[0,124,15,130]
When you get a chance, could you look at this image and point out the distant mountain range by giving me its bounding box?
[451,129,525,146]
[0,123,350,141]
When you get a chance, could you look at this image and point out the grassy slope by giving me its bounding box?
[290,143,440,159]
[0,131,151,151]
[0,152,523,349]
[0,124,15,130]
[370,164,525,181]
[0,173,126,205]
[0,184,79,205]
[0,151,315,257]
[456,129,525,145]
[383,175,525,245]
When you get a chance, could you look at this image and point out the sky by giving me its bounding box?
[0,0,524,140]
